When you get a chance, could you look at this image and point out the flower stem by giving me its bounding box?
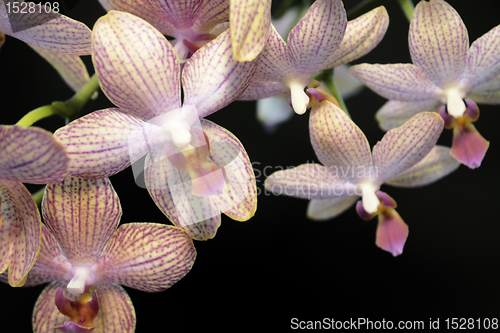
[397,0,415,22]
[16,105,58,127]
[316,70,350,118]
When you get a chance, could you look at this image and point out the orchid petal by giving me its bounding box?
[92,283,135,333]
[230,0,271,62]
[376,99,441,131]
[409,0,468,87]
[287,0,346,75]
[468,73,500,104]
[182,29,258,118]
[98,0,113,11]
[0,180,41,286]
[201,120,257,221]
[238,81,289,100]
[93,223,195,292]
[307,195,359,220]
[376,208,408,256]
[257,96,293,132]
[326,6,389,69]
[372,112,444,183]
[0,125,68,184]
[42,177,121,265]
[349,63,439,101]
[54,109,162,179]
[265,163,350,199]
[386,146,460,187]
[450,122,489,169]
[309,100,372,180]
[334,65,364,99]
[92,10,181,120]
[190,0,230,34]
[32,281,70,333]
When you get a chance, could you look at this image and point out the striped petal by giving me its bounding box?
[324,6,389,69]
[238,81,289,100]
[92,10,181,120]
[307,195,359,220]
[0,180,41,286]
[42,177,121,265]
[376,99,441,131]
[32,281,70,333]
[92,283,135,333]
[0,125,68,184]
[468,73,500,104]
[54,109,162,179]
[385,146,460,187]
[93,223,196,292]
[287,0,346,74]
[372,112,444,183]
[349,63,440,101]
[309,100,373,181]
[230,0,271,62]
[409,0,468,87]
[182,29,258,118]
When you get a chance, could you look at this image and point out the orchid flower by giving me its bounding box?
[350,0,500,169]
[0,0,92,92]
[99,0,229,62]
[54,11,258,241]
[238,0,388,115]
[1,176,196,332]
[265,100,459,256]
[0,125,68,286]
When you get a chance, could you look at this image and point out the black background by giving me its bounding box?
[1,0,500,331]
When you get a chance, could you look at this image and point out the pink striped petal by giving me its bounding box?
[372,112,444,183]
[0,125,68,184]
[0,180,41,286]
[386,146,460,187]
[42,177,121,265]
[376,99,441,131]
[189,0,230,34]
[32,281,71,333]
[182,29,258,118]
[324,6,388,69]
[376,208,408,256]
[230,0,271,61]
[409,0,468,87]
[450,122,489,169]
[349,63,440,101]
[287,0,346,74]
[309,100,372,179]
[467,72,500,104]
[93,223,195,292]
[54,109,162,179]
[238,81,289,100]
[307,196,359,220]
[92,283,135,333]
[92,10,181,120]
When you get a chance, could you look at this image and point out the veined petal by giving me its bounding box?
[201,120,257,221]
[92,10,181,120]
[309,100,373,181]
[287,0,346,74]
[326,6,389,69]
[349,63,439,101]
[0,180,41,286]
[42,177,121,265]
[264,164,351,199]
[191,0,230,34]
[376,208,408,256]
[93,223,195,292]
[307,195,359,220]
[376,99,441,131]
[373,112,444,183]
[54,109,162,179]
[468,73,500,104]
[230,0,272,62]
[32,281,70,333]
[29,45,93,94]
[0,125,68,184]
[238,81,289,100]
[182,29,258,118]
[92,283,135,333]
[385,146,460,187]
[409,0,468,87]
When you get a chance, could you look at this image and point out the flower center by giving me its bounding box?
[442,85,466,118]
[66,266,95,296]
[360,182,380,214]
[284,75,311,115]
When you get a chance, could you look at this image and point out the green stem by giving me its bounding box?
[397,0,415,22]
[347,0,385,20]
[315,70,350,118]
[16,105,58,127]
[31,186,45,209]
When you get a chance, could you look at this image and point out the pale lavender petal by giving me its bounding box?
[409,0,468,87]
[0,180,41,286]
[376,99,441,131]
[326,6,389,69]
[376,208,408,256]
[42,177,121,265]
[309,101,372,181]
[0,125,68,184]
[98,0,113,11]
[287,0,346,74]
[238,81,289,100]
[54,109,162,179]
[450,123,489,169]
[307,195,359,220]
[373,112,444,183]
[94,223,195,292]
[349,63,440,101]
[468,73,500,104]
[191,0,230,34]
[93,283,135,333]
[92,10,181,120]
[32,281,70,333]
[230,0,271,61]
[182,29,258,118]
[386,146,460,187]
